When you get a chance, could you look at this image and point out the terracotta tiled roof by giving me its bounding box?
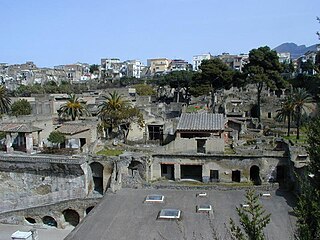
[177,113,224,131]
[0,123,42,133]
[57,124,90,135]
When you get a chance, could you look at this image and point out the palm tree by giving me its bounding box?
[0,85,11,114]
[275,95,295,136]
[98,91,128,130]
[58,94,89,121]
[293,88,313,140]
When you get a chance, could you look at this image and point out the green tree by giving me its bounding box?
[98,91,143,142]
[230,189,271,240]
[11,99,32,116]
[275,94,295,136]
[47,131,65,148]
[192,58,235,112]
[293,88,313,140]
[294,117,320,240]
[164,70,194,103]
[133,84,156,96]
[243,46,286,121]
[58,94,90,121]
[0,85,11,114]
[89,64,99,74]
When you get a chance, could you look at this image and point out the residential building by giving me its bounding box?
[147,58,171,75]
[168,59,191,72]
[125,60,143,78]
[192,53,212,71]
[277,52,291,64]
[217,53,249,72]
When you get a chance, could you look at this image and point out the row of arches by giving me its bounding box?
[25,206,95,228]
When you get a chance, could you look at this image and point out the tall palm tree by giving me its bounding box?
[293,88,313,140]
[58,94,89,121]
[275,95,295,136]
[98,91,128,129]
[0,85,11,114]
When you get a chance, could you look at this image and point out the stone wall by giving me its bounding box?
[0,154,90,213]
[151,153,289,183]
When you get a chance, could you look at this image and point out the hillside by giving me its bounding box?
[273,42,318,59]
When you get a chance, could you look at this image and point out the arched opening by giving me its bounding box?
[128,160,144,178]
[90,162,104,194]
[86,206,95,214]
[250,165,261,185]
[232,170,241,182]
[62,209,80,227]
[42,216,57,227]
[25,217,36,224]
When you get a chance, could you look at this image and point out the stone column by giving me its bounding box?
[25,133,33,154]
[38,131,43,148]
[174,164,181,181]
[5,133,13,153]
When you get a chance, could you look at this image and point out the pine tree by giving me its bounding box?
[230,189,271,240]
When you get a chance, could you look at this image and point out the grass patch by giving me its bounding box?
[96,148,123,156]
[283,135,307,145]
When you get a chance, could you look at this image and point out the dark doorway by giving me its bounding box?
[80,138,86,148]
[276,165,286,185]
[62,209,80,227]
[90,162,104,194]
[210,170,219,182]
[128,160,144,179]
[42,216,57,227]
[181,165,202,181]
[86,206,95,214]
[232,170,241,182]
[161,164,174,180]
[250,165,261,185]
[197,139,206,153]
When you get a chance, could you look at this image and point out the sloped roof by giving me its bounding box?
[57,124,90,135]
[177,113,224,131]
[0,123,42,133]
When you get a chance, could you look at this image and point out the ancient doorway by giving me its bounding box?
[42,216,57,227]
[90,162,104,194]
[232,170,241,182]
[181,165,202,181]
[250,165,261,185]
[128,160,144,178]
[276,165,286,186]
[161,164,174,180]
[63,209,80,227]
[210,170,219,182]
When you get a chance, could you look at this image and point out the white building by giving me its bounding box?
[125,60,143,78]
[192,53,212,71]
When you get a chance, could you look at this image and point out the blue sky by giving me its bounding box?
[0,0,319,67]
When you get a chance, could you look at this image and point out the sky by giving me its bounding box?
[0,0,319,67]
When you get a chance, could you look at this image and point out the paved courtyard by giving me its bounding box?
[65,188,296,240]
[0,223,72,240]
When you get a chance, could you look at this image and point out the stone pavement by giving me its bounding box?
[0,223,72,240]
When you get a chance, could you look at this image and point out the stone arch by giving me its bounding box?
[128,160,144,179]
[42,216,57,227]
[25,217,36,224]
[90,162,104,194]
[250,165,261,185]
[86,206,95,214]
[62,209,80,227]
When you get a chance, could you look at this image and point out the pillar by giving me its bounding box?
[25,133,33,154]
[174,164,180,181]
[38,131,43,148]
[5,133,13,153]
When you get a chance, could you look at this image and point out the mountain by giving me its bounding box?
[273,43,318,59]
